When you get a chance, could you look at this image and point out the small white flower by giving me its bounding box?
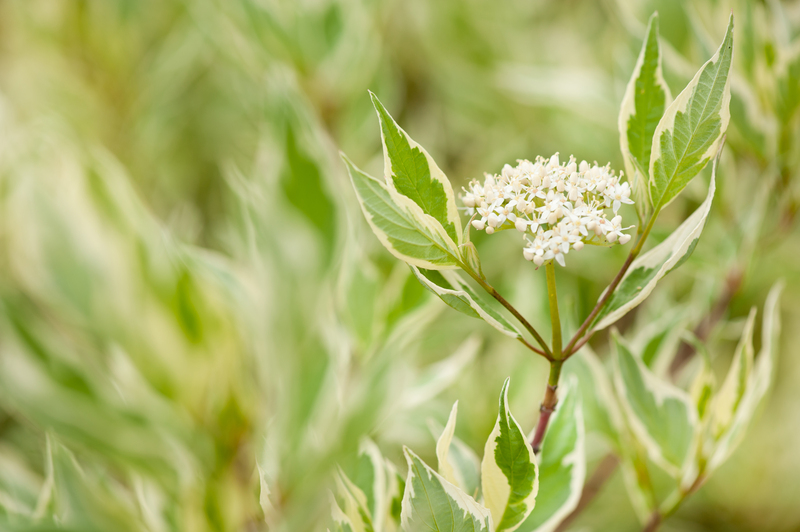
[460,153,635,266]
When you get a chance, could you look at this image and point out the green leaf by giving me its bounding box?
[708,283,783,472]
[711,308,756,436]
[410,266,521,339]
[519,377,585,532]
[614,335,697,477]
[330,494,357,532]
[649,15,733,210]
[563,347,624,449]
[336,470,374,532]
[619,12,671,219]
[433,401,481,499]
[400,447,492,532]
[351,438,388,529]
[592,150,719,332]
[481,378,538,532]
[342,154,461,269]
[370,92,462,245]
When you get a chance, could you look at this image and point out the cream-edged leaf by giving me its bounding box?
[481,378,539,532]
[519,377,586,532]
[619,12,671,218]
[649,15,733,210]
[614,335,698,477]
[708,283,783,472]
[563,346,624,448]
[370,92,462,245]
[433,401,481,498]
[343,154,461,269]
[410,266,521,338]
[336,470,373,532]
[592,150,719,332]
[711,307,756,436]
[401,447,492,532]
[330,493,357,532]
[351,438,388,531]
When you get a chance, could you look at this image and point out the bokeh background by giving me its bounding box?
[0,0,798,531]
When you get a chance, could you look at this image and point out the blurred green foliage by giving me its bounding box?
[0,0,798,531]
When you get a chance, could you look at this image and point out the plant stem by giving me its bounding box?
[530,359,562,453]
[563,212,657,357]
[545,262,562,359]
[463,266,552,359]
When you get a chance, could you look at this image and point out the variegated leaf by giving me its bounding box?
[370,92,463,245]
[434,401,481,498]
[401,447,492,532]
[519,377,585,532]
[342,154,461,269]
[330,493,357,532]
[592,150,718,332]
[336,470,373,532]
[708,283,783,472]
[615,335,698,477]
[410,266,521,338]
[563,346,624,448]
[711,307,756,436]
[481,378,538,532]
[351,438,388,531]
[649,15,733,210]
[619,12,671,219]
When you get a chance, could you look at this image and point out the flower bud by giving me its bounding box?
[573,240,584,251]
[485,226,495,235]
[523,248,535,261]
[515,218,528,232]
[471,219,485,231]
[619,233,631,244]
[607,232,618,243]
[533,255,545,266]
[463,194,475,208]
[488,213,500,227]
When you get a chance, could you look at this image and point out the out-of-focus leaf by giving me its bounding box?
[519,377,585,532]
[433,401,481,498]
[351,438,387,530]
[481,378,538,532]
[708,283,783,472]
[711,307,756,435]
[614,335,697,477]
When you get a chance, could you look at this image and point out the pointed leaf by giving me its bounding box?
[336,471,373,532]
[592,150,719,331]
[343,154,460,269]
[352,438,388,530]
[711,307,756,435]
[649,15,733,210]
[434,401,481,498]
[619,12,671,218]
[615,335,698,477]
[481,378,539,532]
[709,283,783,471]
[370,92,462,244]
[410,266,521,338]
[330,494,357,532]
[519,377,586,532]
[401,447,492,532]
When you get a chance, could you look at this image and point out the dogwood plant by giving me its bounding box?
[336,13,783,532]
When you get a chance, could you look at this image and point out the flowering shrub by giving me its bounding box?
[336,12,784,532]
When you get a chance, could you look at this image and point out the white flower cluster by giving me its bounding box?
[461,153,634,267]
